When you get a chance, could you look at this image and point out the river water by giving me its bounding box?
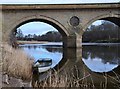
[19,42,63,68]
[19,42,120,73]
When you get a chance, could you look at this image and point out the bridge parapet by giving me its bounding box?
[0,3,120,10]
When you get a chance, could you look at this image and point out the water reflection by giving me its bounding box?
[19,43,63,68]
[19,43,120,73]
[82,45,120,72]
[22,43,120,88]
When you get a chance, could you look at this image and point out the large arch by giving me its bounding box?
[9,15,70,72]
[81,13,120,75]
[10,15,69,36]
[8,15,69,48]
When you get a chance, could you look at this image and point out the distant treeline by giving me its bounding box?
[82,21,120,43]
[16,30,62,42]
[16,21,120,43]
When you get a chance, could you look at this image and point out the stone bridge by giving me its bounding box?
[1,3,120,87]
[0,3,120,48]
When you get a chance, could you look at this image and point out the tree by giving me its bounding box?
[16,28,23,40]
[82,20,120,43]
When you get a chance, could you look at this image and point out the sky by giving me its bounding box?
[0,0,119,4]
[82,57,118,72]
[1,0,119,35]
[18,22,57,36]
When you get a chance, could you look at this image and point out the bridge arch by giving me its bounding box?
[9,15,69,47]
[82,13,120,74]
[10,15,69,36]
[82,13,120,33]
[8,15,70,71]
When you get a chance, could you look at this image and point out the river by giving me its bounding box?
[19,42,120,73]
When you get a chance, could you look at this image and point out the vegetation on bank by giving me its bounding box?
[2,44,34,81]
[16,30,62,42]
[32,67,120,88]
[83,21,120,43]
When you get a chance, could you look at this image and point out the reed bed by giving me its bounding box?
[33,68,94,88]
[33,68,120,89]
[1,44,34,81]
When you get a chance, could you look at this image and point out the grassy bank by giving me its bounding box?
[2,44,34,81]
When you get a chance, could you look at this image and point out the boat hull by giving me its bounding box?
[38,66,51,73]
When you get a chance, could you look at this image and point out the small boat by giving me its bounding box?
[33,58,52,73]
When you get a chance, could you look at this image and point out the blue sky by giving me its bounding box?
[18,22,58,36]
[1,0,119,35]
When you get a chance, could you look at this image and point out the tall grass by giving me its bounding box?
[2,44,34,81]
[32,67,120,89]
[32,68,94,88]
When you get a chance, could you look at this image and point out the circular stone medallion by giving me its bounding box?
[70,16,80,26]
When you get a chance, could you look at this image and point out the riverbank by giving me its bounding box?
[1,44,34,87]
[17,41,48,45]
[82,42,120,46]
[2,75,31,87]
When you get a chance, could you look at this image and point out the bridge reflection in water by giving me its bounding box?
[57,47,120,89]
[20,43,120,88]
[56,47,120,88]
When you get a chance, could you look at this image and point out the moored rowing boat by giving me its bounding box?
[33,58,52,73]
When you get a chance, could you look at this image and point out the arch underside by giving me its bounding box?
[101,17,120,27]
[14,18,68,37]
[82,14,120,34]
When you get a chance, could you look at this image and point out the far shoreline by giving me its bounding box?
[17,41,62,45]
[17,41,49,45]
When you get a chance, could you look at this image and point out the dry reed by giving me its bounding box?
[34,68,93,88]
[1,44,34,81]
[33,67,120,89]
